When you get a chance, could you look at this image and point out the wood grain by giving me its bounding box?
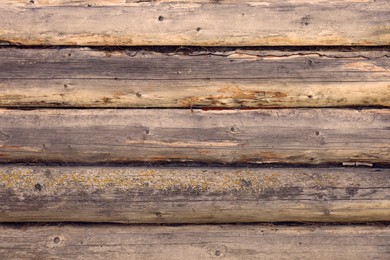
[0,109,389,164]
[0,166,389,223]
[0,224,388,259]
[0,48,389,108]
[1,0,389,46]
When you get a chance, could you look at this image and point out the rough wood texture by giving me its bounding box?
[0,48,389,108]
[0,224,388,259]
[0,166,389,223]
[1,109,389,164]
[1,1,389,46]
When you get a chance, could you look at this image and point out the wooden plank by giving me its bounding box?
[0,166,389,223]
[1,1,389,46]
[0,48,389,108]
[0,108,389,164]
[9,0,386,6]
[0,224,388,259]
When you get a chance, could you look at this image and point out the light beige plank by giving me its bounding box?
[0,166,388,223]
[5,0,383,6]
[0,48,389,108]
[0,224,388,259]
[0,109,389,164]
[1,1,389,45]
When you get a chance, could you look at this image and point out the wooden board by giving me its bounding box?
[0,48,389,108]
[0,166,389,223]
[1,108,389,164]
[0,224,388,259]
[1,1,389,46]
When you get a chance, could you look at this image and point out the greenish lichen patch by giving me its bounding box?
[0,167,379,197]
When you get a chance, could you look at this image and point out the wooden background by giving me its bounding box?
[0,0,389,258]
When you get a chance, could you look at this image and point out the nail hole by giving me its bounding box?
[29,0,34,4]
[307,60,312,65]
[53,237,61,244]
[68,53,71,57]
[307,95,313,99]
[34,183,42,191]
[196,27,201,32]
[144,129,150,135]
[136,92,142,97]
[315,131,320,136]
[64,84,68,88]
[230,127,235,132]
[215,251,221,256]
[155,212,162,217]
[87,3,92,7]
[324,209,331,215]
[158,16,164,21]
[301,16,310,26]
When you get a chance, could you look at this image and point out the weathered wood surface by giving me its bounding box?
[0,166,389,223]
[1,48,389,108]
[1,1,389,46]
[0,224,388,259]
[1,109,389,164]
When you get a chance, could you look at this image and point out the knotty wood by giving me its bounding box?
[0,48,389,108]
[1,1,389,46]
[0,166,389,223]
[0,109,389,164]
[0,224,388,259]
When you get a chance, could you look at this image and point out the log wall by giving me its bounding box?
[0,0,389,257]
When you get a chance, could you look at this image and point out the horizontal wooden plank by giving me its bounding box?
[0,109,389,164]
[7,0,386,6]
[1,1,389,46]
[0,48,389,108]
[0,166,389,223]
[0,224,388,259]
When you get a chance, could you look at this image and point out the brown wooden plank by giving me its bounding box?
[0,224,388,259]
[0,166,389,223]
[1,1,389,46]
[0,108,389,164]
[0,48,389,108]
